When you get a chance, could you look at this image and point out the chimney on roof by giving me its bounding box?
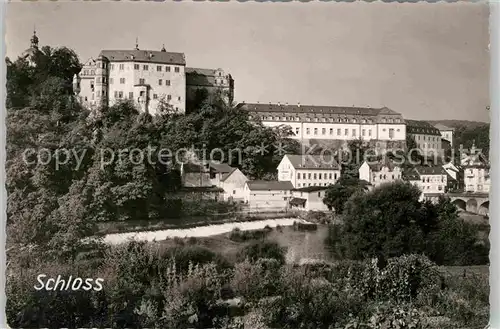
[298,102,301,107]
[278,102,281,106]
[149,52,153,59]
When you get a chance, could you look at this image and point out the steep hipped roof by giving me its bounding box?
[405,166,447,180]
[246,180,294,191]
[186,67,231,87]
[241,103,402,118]
[405,120,441,136]
[366,158,401,172]
[220,168,237,182]
[99,49,186,65]
[293,186,329,193]
[209,161,233,173]
[285,154,340,170]
[415,166,448,175]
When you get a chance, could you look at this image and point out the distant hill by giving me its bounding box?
[427,120,489,130]
[426,120,490,159]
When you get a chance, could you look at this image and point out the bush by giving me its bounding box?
[237,240,286,265]
[293,221,318,231]
[163,245,231,272]
[231,258,282,302]
[229,228,270,242]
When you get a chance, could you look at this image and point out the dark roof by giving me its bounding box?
[405,120,441,136]
[366,159,401,172]
[240,103,403,123]
[209,161,233,173]
[99,49,186,65]
[182,161,235,174]
[21,47,40,59]
[186,67,219,76]
[293,186,329,193]
[404,168,420,181]
[417,166,448,175]
[246,180,294,191]
[180,186,224,193]
[285,155,340,170]
[415,166,447,176]
[290,198,307,206]
[186,67,231,87]
[220,168,237,182]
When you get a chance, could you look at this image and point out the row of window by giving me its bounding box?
[296,182,331,187]
[297,172,338,180]
[260,116,401,124]
[417,142,441,150]
[421,176,446,183]
[112,91,181,102]
[107,78,174,86]
[293,127,400,137]
[416,135,440,142]
[373,174,401,180]
[111,63,181,73]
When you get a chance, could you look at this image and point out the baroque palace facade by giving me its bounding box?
[240,102,408,149]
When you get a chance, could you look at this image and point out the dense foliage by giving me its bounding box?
[5,46,300,262]
[326,182,489,266]
[323,176,369,213]
[6,240,489,329]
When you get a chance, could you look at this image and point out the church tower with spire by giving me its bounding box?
[22,28,41,66]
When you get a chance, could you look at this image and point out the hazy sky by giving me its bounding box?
[6,2,490,122]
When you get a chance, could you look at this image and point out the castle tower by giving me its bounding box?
[94,55,108,108]
[72,74,81,96]
[30,29,39,49]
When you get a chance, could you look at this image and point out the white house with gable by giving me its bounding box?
[277,154,341,188]
[358,159,402,188]
[219,168,248,202]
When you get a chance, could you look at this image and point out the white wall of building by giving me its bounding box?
[291,190,329,212]
[107,61,185,114]
[411,133,443,156]
[260,120,405,142]
[221,169,248,201]
[277,156,340,188]
[243,185,291,211]
[410,174,447,194]
[464,167,490,193]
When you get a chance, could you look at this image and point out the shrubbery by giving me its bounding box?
[326,182,489,266]
[6,244,489,328]
[229,227,270,242]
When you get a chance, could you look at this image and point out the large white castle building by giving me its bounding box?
[72,40,233,115]
[239,102,407,148]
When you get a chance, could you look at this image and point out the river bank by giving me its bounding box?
[102,218,312,245]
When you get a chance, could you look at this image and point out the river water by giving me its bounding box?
[103,218,311,245]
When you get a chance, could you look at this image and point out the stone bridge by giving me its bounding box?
[423,192,489,215]
[447,192,489,216]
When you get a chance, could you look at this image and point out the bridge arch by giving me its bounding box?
[452,199,466,211]
[478,201,489,216]
[466,199,478,213]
